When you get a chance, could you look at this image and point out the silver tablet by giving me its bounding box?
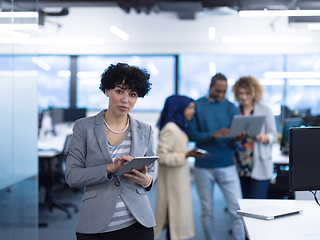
[237,205,302,220]
[115,156,159,176]
[219,115,266,138]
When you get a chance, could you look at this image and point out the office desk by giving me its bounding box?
[238,199,320,240]
[38,132,77,219]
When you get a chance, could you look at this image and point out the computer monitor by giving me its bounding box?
[63,108,86,122]
[51,108,65,126]
[280,117,303,155]
[289,127,320,191]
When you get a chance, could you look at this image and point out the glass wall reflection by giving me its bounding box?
[0,1,39,239]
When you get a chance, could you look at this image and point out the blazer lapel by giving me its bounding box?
[94,110,113,163]
[129,114,142,158]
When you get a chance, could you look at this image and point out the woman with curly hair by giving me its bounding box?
[232,76,277,199]
[65,62,156,240]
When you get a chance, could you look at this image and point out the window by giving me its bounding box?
[76,55,175,111]
[37,56,71,110]
[285,55,320,115]
[179,54,284,115]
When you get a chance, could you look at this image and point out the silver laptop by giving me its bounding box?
[237,205,303,220]
[219,115,266,138]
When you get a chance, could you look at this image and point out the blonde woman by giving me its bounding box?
[232,76,277,199]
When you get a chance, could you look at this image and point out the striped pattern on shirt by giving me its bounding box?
[103,129,136,232]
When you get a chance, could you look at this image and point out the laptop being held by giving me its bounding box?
[218,115,266,138]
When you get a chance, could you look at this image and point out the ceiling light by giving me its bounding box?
[307,24,320,30]
[0,38,105,45]
[0,70,38,77]
[77,71,102,78]
[32,57,51,71]
[222,36,313,43]
[110,26,129,40]
[208,27,216,40]
[147,61,159,76]
[264,71,320,79]
[23,38,105,44]
[239,10,320,17]
[57,70,71,78]
[79,79,101,86]
[0,12,38,18]
[259,79,284,85]
[288,79,320,86]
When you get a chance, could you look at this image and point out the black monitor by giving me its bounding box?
[289,127,320,191]
[63,108,86,122]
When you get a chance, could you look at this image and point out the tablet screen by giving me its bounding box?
[115,156,159,176]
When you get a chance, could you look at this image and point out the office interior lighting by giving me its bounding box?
[110,26,129,40]
[239,10,320,17]
[222,36,313,44]
[147,61,159,76]
[288,79,320,86]
[259,79,284,86]
[208,27,216,40]
[77,71,102,78]
[0,70,38,77]
[22,38,105,44]
[0,24,38,30]
[0,12,38,18]
[32,57,51,71]
[57,70,71,78]
[264,71,320,79]
[79,79,101,86]
[307,24,320,30]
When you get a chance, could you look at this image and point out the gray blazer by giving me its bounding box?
[251,102,277,180]
[65,110,157,234]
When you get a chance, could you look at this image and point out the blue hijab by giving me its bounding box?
[157,95,194,134]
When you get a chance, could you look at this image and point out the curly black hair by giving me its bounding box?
[99,63,151,98]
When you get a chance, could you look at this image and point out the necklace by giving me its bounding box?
[104,117,129,134]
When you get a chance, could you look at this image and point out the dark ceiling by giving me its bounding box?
[4,0,320,21]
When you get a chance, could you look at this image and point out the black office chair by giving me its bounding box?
[49,134,79,218]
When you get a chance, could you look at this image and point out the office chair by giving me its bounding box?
[49,134,79,218]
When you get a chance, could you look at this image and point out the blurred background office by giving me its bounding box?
[2,0,320,240]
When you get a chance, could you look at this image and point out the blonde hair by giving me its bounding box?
[232,76,263,102]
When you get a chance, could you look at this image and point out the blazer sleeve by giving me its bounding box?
[65,119,110,188]
[157,125,187,167]
[264,105,277,145]
[145,125,157,185]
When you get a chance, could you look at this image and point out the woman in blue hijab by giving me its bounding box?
[154,95,205,240]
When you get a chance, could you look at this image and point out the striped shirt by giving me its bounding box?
[103,129,136,232]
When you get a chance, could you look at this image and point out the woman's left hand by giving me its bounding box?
[255,134,269,144]
[123,165,151,186]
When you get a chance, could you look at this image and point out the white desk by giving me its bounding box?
[238,199,320,240]
[272,144,289,165]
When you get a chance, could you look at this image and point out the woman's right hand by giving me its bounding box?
[107,155,132,174]
[186,148,206,159]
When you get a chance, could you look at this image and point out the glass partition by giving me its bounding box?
[0,1,39,239]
